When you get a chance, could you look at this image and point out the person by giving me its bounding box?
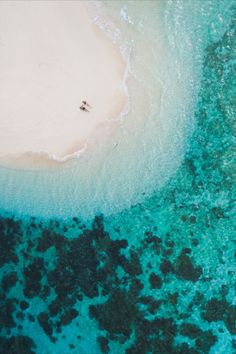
[82,100,92,108]
[80,105,89,112]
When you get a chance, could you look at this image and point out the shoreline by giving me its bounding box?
[0,1,129,170]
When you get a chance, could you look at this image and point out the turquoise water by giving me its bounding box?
[0,1,235,353]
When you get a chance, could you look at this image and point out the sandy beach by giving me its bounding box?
[0,1,127,168]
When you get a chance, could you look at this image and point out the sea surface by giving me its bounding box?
[0,1,235,353]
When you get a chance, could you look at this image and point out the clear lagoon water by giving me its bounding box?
[0,1,235,353]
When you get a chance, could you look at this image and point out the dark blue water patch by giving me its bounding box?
[0,8,235,354]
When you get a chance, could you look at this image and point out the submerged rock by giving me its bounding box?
[23,258,44,298]
[0,335,36,354]
[176,250,202,282]
[149,272,162,289]
[97,336,109,354]
[0,298,16,328]
[89,289,138,337]
[2,272,18,292]
[37,312,53,337]
[202,298,228,322]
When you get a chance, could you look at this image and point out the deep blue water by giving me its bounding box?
[0,2,235,354]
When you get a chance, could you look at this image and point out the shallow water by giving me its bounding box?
[0,1,235,353]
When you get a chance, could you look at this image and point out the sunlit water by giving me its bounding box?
[0,1,235,353]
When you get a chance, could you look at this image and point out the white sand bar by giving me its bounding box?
[0,1,127,166]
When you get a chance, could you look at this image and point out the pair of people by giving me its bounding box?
[80,101,91,112]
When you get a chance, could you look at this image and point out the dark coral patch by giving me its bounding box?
[92,215,110,240]
[139,296,162,314]
[48,234,99,299]
[160,259,174,275]
[202,298,228,322]
[176,250,202,281]
[48,298,62,317]
[180,323,203,338]
[107,240,128,267]
[168,292,178,306]
[202,298,236,335]
[89,289,138,337]
[36,229,55,252]
[149,272,162,289]
[0,218,20,267]
[60,308,79,327]
[97,336,109,354]
[174,343,199,354]
[119,251,142,276]
[20,300,29,311]
[37,312,53,336]
[225,305,236,335]
[23,258,44,298]
[0,298,16,328]
[0,335,36,354]
[180,322,217,352]
[2,272,18,292]
[127,316,177,354]
[195,330,217,353]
